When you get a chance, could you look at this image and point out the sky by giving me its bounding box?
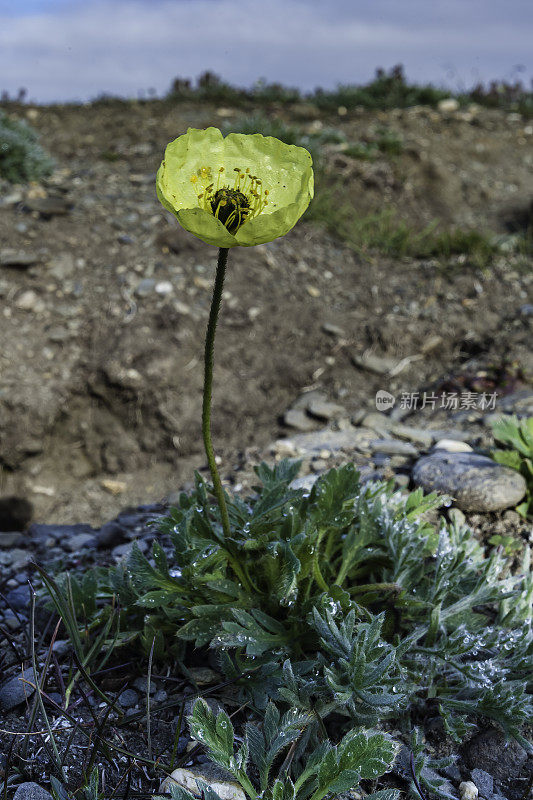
[0,0,531,104]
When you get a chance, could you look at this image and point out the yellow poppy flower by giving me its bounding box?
[156,127,314,247]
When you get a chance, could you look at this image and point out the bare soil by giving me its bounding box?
[0,99,531,525]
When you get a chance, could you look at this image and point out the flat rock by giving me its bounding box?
[283,408,318,432]
[0,249,40,268]
[307,397,346,420]
[13,784,53,800]
[370,438,419,457]
[274,427,376,457]
[0,666,36,710]
[412,452,526,512]
[24,197,71,216]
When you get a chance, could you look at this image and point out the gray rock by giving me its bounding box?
[275,427,376,457]
[471,769,494,798]
[0,249,39,268]
[370,438,419,457]
[283,408,318,432]
[24,197,71,216]
[64,532,98,552]
[390,423,434,448]
[133,676,157,694]
[96,520,127,547]
[462,729,528,786]
[118,689,139,707]
[6,584,31,612]
[307,398,346,420]
[0,532,24,547]
[412,452,526,512]
[135,278,156,297]
[46,253,75,280]
[13,783,53,800]
[0,667,37,710]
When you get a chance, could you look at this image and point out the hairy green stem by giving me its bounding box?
[203,247,231,538]
[202,247,252,592]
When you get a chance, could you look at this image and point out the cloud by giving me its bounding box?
[0,0,531,103]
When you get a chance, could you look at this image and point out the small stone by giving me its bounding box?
[361,412,393,434]
[390,424,433,448]
[155,280,173,295]
[0,532,24,547]
[322,322,345,337]
[96,520,127,547]
[64,532,98,552]
[13,783,53,800]
[283,408,318,432]
[307,398,346,420]
[15,290,39,311]
[438,98,460,113]
[420,334,443,354]
[101,479,127,495]
[46,253,75,280]
[434,439,474,453]
[133,676,157,694]
[412,452,527,512]
[118,689,139,708]
[290,474,320,492]
[0,249,39,268]
[0,667,37,710]
[370,439,419,457]
[24,197,71,216]
[462,729,527,785]
[275,427,376,457]
[459,782,478,800]
[135,278,156,297]
[5,584,30,612]
[352,351,421,376]
[161,767,246,800]
[470,769,493,798]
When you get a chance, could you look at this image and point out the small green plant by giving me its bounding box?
[159,698,400,800]
[305,180,498,266]
[0,110,54,183]
[490,415,533,517]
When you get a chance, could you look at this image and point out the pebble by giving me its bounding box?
[283,408,318,432]
[46,253,75,280]
[155,280,173,295]
[133,676,157,694]
[433,439,474,453]
[307,397,346,420]
[13,783,54,800]
[24,196,71,216]
[161,766,246,800]
[118,689,139,708]
[460,782,479,800]
[412,452,527,512]
[0,667,37,710]
[135,278,156,297]
[370,439,419,457]
[462,729,528,785]
[470,769,494,798]
[15,290,40,311]
[64,532,99,552]
[96,520,127,547]
[0,532,24,547]
[5,584,31,612]
[0,249,39,268]
[274,427,376,457]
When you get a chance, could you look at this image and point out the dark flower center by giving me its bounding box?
[211,188,251,234]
